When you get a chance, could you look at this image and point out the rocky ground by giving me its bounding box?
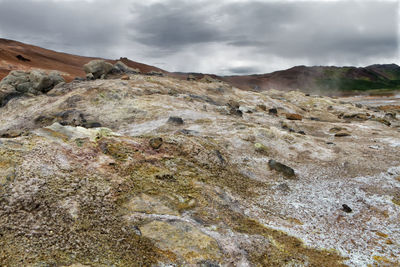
[0,72,399,266]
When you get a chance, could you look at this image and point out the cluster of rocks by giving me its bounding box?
[0,70,64,106]
[83,60,141,80]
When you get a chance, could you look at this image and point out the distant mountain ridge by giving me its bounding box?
[1,38,399,94]
[221,64,400,94]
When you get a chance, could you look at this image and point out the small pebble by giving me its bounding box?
[342,204,352,213]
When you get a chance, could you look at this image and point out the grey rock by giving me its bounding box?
[83,60,113,79]
[0,70,30,88]
[147,71,164,76]
[167,116,184,125]
[112,61,140,74]
[15,82,32,93]
[268,159,296,178]
[86,73,95,80]
[29,70,54,93]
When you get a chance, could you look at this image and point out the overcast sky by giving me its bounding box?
[0,0,398,75]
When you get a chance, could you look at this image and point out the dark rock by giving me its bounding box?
[268,108,278,115]
[0,129,26,138]
[149,137,163,149]
[310,117,321,121]
[56,110,86,127]
[355,103,363,108]
[335,131,351,137]
[155,174,175,182]
[74,77,86,82]
[167,116,184,125]
[298,130,306,135]
[83,122,102,128]
[197,260,220,267]
[268,160,296,178]
[342,204,352,213]
[16,55,30,62]
[229,107,243,117]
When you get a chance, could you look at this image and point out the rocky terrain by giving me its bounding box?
[0,60,399,266]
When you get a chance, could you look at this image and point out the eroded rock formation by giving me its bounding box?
[0,71,399,266]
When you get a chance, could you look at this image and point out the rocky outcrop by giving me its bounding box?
[0,73,399,266]
[83,60,113,79]
[111,61,140,74]
[84,60,141,80]
[0,70,64,106]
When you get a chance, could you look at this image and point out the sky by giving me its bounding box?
[0,0,398,75]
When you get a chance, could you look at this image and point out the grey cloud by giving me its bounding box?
[127,1,224,51]
[127,0,398,62]
[0,0,398,75]
[225,66,261,75]
[0,0,126,57]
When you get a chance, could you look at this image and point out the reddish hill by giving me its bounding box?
[221,64,400,94]
[0,38,166,82]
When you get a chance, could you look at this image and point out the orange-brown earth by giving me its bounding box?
[0,38,166,82]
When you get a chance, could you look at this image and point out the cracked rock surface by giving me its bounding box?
[0,74,399,266]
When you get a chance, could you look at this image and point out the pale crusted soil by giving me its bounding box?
[0,75,399,266]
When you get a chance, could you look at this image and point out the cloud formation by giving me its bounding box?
[0,0,398,75]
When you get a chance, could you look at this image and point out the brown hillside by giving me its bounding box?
[0,38,165,82]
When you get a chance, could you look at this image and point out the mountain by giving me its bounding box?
[0,38,166,82]
[221,64,400,94]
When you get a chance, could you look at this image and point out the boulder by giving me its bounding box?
[167,116,184,125]
[83,60,113,79]
[268,159,296,178]
[0,71,30,88]
[112,61,140,74]
[29,70,54,93]
[0,70,65,105]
